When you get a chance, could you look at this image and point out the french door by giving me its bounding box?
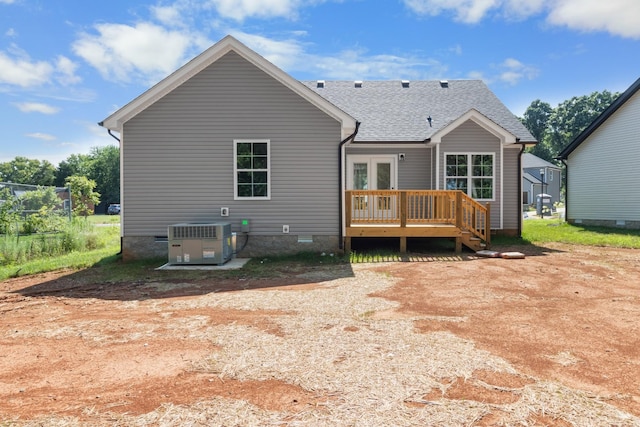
[347,155,397,219]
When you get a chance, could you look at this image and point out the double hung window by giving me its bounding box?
[445,153,494,200]
[234,140,270,199]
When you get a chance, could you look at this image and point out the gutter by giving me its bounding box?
[338,122,361,250]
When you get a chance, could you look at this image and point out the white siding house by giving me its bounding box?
[557,77,640,229]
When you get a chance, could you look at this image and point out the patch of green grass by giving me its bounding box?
[87,214,120,225]
[0,223,121,281]
[522,219,640,248]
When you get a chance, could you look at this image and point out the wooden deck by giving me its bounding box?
[345,190,490,253]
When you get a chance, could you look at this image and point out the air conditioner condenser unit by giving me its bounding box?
[168,222,232,265]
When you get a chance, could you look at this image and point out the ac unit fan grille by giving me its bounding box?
[171,225,218,239]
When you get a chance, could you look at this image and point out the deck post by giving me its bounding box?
[455,191,463,229]
[345,236,352,253]
[400,192,408,253]
[455,237,462,253]
[485,202,491,248]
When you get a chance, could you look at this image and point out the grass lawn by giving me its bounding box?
[2,214,640,283]
[521,218,640,248]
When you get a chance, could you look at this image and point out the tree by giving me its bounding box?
[89,145,120,206]
[521,99,552,143]
[545,90,619,156]
[520,100,554,161]
[0,157,56,186]
[520,90,620,162]
[66,175,100,217]
[55,154,93,187]
[19,186,59,212]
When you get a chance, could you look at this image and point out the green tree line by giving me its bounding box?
[520,90,620,163]
[0,145,119,213]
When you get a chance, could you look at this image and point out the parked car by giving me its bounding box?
[107,203,121,215]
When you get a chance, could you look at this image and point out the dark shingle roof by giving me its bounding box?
[302,80,535,143]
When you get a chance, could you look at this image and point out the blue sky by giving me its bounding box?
[1,0,639,166]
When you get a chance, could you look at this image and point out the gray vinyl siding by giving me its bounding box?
[439,120,503,229]
[502,146,521,231]
[568,90,640,222]
[345,146,432,189]
[122,51,342,237]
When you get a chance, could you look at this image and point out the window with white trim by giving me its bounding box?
[234,139,270,199]
[445,153,494,200]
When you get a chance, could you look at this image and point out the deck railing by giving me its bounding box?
[345,190,490,244]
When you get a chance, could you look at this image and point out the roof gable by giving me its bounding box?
[557,76,640,160]
[430,109,516,144]
[100,35,357,138]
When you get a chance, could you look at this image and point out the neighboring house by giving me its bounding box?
[522,153,562,206]
[99,36,536,260]
[557,77,640,229]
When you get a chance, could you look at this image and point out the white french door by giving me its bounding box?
[347,155,397,219]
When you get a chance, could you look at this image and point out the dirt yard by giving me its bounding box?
[1,242,639,426]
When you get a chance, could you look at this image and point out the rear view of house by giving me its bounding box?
[100,36,536,260]
[557,77,640,229]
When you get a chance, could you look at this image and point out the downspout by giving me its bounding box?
[108,129,121,143]
[560,159,568,222]
[105,127,123,255]
[517,142,526,238]
[338,122,361,249]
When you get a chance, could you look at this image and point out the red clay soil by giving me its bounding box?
[0,242,639,423]
[373,243,640,416]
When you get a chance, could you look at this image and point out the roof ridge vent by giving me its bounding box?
[354,80,363,88]
[316,80,325,88]
[440,80,449,88]
[401,80,410,88]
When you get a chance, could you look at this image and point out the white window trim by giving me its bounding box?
[444,152,495,201]
[233,139,271,200]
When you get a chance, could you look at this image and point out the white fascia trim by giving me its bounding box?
[430,109,517,145]
[101,35,357,137]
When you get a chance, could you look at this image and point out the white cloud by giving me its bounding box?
[6,28,17,37]
[72,22,193,83]
[26,133,57,141]
[55,56,81,85]
[152,5,185,27]
[0,50,53,87]
[0,0,16,4]
[234,31,447,80]
[495,58,538,85]
[14,102,60,114]
[403,0,500,23]
[547,0,640,39]
[233,32,306,69]
[206,0,301,21]
[403,0,640,38]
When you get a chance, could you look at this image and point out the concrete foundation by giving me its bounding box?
[122,234,341,262]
